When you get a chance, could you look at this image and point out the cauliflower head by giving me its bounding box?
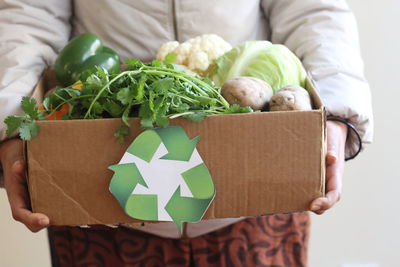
[156,34,232,75]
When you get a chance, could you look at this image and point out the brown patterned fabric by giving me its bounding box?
[48,212,310,267]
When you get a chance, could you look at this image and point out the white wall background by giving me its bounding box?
[309,1,400,267]
[0,1,398,266]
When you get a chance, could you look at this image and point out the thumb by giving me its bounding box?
[326,131,338,165]
[11,159,25,176]
[326,150,337,165]
[326,120,348,165]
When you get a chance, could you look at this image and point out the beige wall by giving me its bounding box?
[309,1,400,267]
[0,1,398,266]
[0,191,51,267]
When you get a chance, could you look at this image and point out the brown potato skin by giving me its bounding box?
[269,85,312,111]
[221,77,273,110]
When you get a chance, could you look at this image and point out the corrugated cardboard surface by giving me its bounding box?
[26,72,326,226]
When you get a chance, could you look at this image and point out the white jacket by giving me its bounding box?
[0,0,373,238]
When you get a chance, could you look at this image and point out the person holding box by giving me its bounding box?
[0,0,372,266]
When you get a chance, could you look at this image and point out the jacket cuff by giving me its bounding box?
[327,117,362,161]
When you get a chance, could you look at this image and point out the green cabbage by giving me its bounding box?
[211,41,307,92]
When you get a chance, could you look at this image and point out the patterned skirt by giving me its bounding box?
[48,212,310,267]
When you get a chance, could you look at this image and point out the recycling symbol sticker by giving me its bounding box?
[108,126,215,232]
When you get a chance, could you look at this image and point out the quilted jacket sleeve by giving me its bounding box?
[262,0,373,159]
[0,0,72,142]
[0,0,72,186]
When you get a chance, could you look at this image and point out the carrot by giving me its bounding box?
[38,103,69,120]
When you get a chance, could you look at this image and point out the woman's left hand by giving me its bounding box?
[310,120,348,214]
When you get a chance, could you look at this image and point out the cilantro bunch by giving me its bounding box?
[4,98,43,140]
[5,59,253,142]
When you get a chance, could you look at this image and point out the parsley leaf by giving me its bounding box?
[19,121,39,140]
[224,104,254,114]
[151,78,174,94]
[151,60,162,68]
[114,125,129,144]
[4,116,23,136]
[140,117,153,129]
[121,106,131,127]
[21,97,38,119]
[184,112,207,122]
[164,53,177,64]
[42,97,51,111]
[155,116,169,127]
[85,74,103,93]
[117,87,133,105]
[92,102,104,115]
[125,59,143,70]
[104,100,123,117]
[135,75,146,101]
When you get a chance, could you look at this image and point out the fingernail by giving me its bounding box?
[39,218,49,226]
[326,153,337,163]
[14,160,23,169]
[311,205,320,210]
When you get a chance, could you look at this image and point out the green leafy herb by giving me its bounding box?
[114,125,129,144]
[164,53,177,64]
[224,104,254,114]
[4,97,41,140]
[19,121,39,140]
[184,112,207,122]
[140,117,154,129]
[4,116,23,136]
[104,100,123,117]
[116,87,133,105]
[21,97,39,120]
[4,59,253,141]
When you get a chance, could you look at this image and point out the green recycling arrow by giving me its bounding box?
[156,127,199,162]
[108,163,158,220]
[108,126,215,232]
[165,163,215,232]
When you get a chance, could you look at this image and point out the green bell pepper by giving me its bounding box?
[55,33,120,86]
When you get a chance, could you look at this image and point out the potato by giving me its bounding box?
[269,85,312,111]
[221,77,273,110]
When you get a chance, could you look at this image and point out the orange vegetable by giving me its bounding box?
[39,103,69,120]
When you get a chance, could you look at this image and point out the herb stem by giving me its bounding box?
[143,70,209,97]
[168,92,198,104]
[145,66,230,108]
[84,69,142,118]
[168,110,220,119]
[53,92,68,102]
[45,95,104,118]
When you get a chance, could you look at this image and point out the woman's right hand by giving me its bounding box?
[0,138,49,232]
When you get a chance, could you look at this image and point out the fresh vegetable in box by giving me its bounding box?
[210,40,308,92]
[221,77,273,110]
[156,34,232,75]
[55,33,120,86]
[269,85,312,111]
[4,34,315,142]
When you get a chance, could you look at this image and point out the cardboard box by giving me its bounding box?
[26,70,326,226]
